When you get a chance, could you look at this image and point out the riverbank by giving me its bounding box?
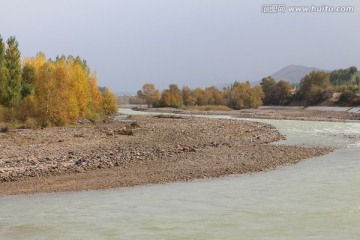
[0,115,332,196]
[138,107,360,122]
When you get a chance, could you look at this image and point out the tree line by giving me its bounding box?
[137,66,360,109]
[137,82,264,110]
[0,35,118,126]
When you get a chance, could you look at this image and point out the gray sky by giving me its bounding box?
[1,0,359,93]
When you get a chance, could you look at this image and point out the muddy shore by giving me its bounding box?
[139,107,360,122]
[0,115,332,196]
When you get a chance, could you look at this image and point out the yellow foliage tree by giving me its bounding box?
[160,84,183,107]
[26,54,114,126]
[70,61,92,117]
[89,75,103,115]
[0,36,118,127]
[226,82,264,109]
[102,87,118,116]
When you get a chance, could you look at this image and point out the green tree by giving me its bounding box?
[260,76,276,105]
[330,66,358,85]
[21,64,36,98]
[0,35,9,106]
[273,80,292,105]
[4,36,22,107]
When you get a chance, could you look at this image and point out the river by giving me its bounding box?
[0,109,359,239]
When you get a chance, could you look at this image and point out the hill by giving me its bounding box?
[270,64,331,84]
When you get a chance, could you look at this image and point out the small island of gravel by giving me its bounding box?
[0,115,332,196]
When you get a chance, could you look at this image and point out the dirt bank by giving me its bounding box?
[0,115,332,196]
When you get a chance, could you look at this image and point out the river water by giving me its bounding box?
[1,109,360,240]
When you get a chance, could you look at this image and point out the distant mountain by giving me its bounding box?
[215,65,331,89]
[270,64,331,84]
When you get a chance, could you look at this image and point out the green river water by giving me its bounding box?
[0,109,359,239]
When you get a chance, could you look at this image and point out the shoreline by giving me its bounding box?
[0,115,332,196]
[135,107,360,122]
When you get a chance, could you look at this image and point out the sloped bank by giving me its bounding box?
[0,115,332,196]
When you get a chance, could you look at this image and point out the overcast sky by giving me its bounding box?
[1,0,359,93]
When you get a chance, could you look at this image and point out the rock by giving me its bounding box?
[114,128,134,136]
[189,147,196,152]
[130,122,140,128]
[74,133,85,138]
[106,130,114,136]
[75,159,87,166]
[0,127,9,133]
[78,118,92,124]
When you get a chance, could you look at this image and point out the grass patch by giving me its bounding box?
[180,105,232,111]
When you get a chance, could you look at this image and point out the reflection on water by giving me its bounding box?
[0,109,359,240]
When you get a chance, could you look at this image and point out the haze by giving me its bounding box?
[1,0,359,93]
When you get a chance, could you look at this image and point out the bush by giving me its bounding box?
[338,85,360,105]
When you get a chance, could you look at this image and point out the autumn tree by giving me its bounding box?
[251,85,265,107]
[35,62,55,124]
[192,88,208,105]
[33,61,79,125]
[160,84,183,107]
[182,86,196,106]
[137,83,160,107]
[206,86,224,105]
[53,60,78,124]
[89,75,104,116]
[24,52,115,125]
[19,52,48,122]
[299,71,332,105]
[69,58,92,117]
[0,35,117,126]
[24,52,46,76]
[225,81,264,109]
[102,87,118,116]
